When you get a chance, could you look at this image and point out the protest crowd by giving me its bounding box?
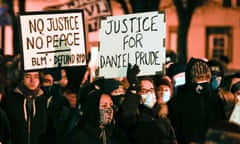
[0,51,240,144]
[0,4,240,144]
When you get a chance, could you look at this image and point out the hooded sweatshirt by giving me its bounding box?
[67,89,128,144]
[168,58,226,144]
[2,83,48,144]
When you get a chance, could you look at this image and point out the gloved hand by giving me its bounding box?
[91,77,105,90]
[127,63,140,87]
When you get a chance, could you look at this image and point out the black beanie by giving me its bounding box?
[104,79,121,95]
[167,63,186,79]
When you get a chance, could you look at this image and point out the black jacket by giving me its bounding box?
[67,89,128,144]
[168,58,226,144]
[0,108,11,144]
[119,92,177,144]
[2,85,48,144]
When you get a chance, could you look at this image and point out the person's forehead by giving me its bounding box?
[44,73,53,78]
[140,79,154,89]
[24,71,39,76]
[158,85,170,89]
[100,94,112,103]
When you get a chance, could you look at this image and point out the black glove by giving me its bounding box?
[91,77,105,90]
[127,63,140,87]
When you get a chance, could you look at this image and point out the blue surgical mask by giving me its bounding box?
[162,91,171,103]
[210,75,222,91]
[173,76,185,87]
[141,92,156,108]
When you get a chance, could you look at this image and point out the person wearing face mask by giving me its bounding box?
[228,75,240,125]
[205,79,240,143]
[229,81,240,125]
[103,79,126,112]
[156,76,173,104]
[155,76,177,144]
[231,81,240,103]
[66,85,128,144]
[118,63,177,144]
[167,63,186,97]
[207,60,235,119]
[168,58,226,144]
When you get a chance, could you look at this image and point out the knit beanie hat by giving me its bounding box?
[166,63,186,79]
[186,58,211,83]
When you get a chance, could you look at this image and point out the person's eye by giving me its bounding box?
[24,75,31,78]
[34,76,39,79]
[100,104,107,108]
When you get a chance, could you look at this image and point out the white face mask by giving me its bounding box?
[162,91,171,103]
[141,92,156,108]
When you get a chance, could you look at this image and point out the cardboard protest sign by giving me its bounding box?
[43,0,112,32]
[229,102,240,126]
[99,11,166,78]
[19,10,87,71]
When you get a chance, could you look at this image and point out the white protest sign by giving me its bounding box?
[99,11,165,78]
[19,10,87,71]
[229,102,240,126]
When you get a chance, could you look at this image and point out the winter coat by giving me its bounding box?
[119,92,177,144]
[2,85,48,144]
[168,86,226,144]
[168,58,226,144]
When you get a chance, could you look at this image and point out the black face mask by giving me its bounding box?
[43,86,52,93]
[42,85,57,97]
[192,81,210,95]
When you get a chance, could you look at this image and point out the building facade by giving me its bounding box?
[165,0,240,70]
